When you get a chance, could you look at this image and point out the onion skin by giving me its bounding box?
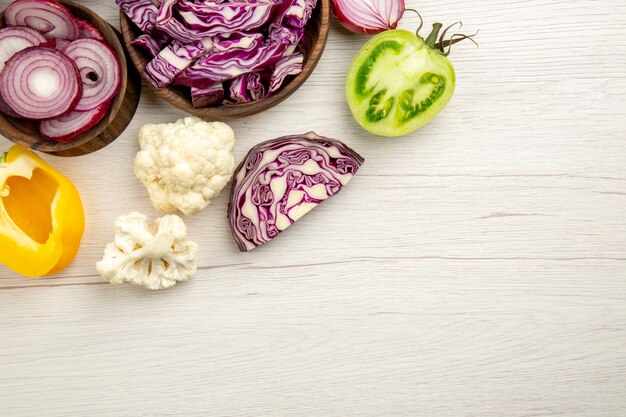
[40,101,111,142]
[332,0,405,35]
[0,46,82,120]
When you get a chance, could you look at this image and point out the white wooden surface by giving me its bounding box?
[1,1,626,416]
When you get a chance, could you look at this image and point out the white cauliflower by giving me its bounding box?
[96,212,198,290]
[134,116,236,216]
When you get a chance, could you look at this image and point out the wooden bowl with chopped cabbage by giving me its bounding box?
[119,0,330,120]
[0,0,141,156]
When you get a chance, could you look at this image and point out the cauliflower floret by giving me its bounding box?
[96,212,198,290]
[134,116,236,216]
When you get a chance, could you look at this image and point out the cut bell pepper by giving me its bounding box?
[0,146,84,278]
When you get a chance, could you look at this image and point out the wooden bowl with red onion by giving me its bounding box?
[119,0,330,120]
[0,0,140,156]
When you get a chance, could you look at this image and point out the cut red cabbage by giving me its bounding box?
[118,0,320,107]
[178,38,288,89]
[173,33,265,87]
[268,24,303,56]
[76,18,104,41]
[143,38,213,88]
[191,83,224,108]
[284,0,318,29]
[269,53,303,94]
[117,0,158,34]
[153,0,197,43]
[156,0,281,42]
[62,39,121,111]
[131,34,164,58]
[5,0,79,40]
[177,1,280,32]
[0,46,82,120]
[0,26,46,73]
[227,72,267,104]
[228,132,364,252]
[213,31,264,52]
[39,100,111,142]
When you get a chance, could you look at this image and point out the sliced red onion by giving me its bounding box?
[62,39,121,111]
[0,26,46,73]
[76,18,104,41]
[332,0,405,34]
[0,46,82,120]
[5,0,79,40]
[0,94,22,118]
[40,101,111,142]
[55,38,71,50]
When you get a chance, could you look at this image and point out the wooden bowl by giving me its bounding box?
[121,0,330,120]
[0,0,141,157]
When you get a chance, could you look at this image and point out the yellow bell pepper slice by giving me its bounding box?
[0,146,85,278]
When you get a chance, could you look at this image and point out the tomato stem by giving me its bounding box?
[425,23,443,49]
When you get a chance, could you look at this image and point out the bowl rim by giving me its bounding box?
[0,0,129,153]
[120,0,331,120]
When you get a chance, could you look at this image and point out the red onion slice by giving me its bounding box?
[5,0,79,40]
[0,26,46,73]
[40,100,111,142]
[55,38,71,50]
[0,46,82,120]
[62,39,121,111]
[76,18,105,41]
[332,0,405,34]
[0,94,22,118]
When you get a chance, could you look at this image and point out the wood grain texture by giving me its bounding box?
[1,1,626,416]
[0,0,141,156]
[120,0,331,120]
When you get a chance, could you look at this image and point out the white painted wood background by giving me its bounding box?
[1,1,625,416]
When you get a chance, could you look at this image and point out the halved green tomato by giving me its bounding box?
[346,29,456,137]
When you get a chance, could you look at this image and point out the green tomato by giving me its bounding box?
[346,26,457,137]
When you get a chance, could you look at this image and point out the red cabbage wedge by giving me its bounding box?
[228,132,364,252]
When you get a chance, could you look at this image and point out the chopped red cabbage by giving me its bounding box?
[119,0,320,107]
[227,72,268,104]
[191,83,224,108]
[144,38,213,88]
[177,38,288,89]
[117,0,158,34]
[131,34,164,58]
[269,53,303,94]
